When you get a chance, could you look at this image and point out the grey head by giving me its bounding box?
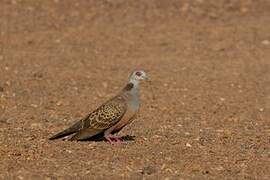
[128,70,147,87]
[123,70,147,96]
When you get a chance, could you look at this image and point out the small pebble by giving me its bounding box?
[184,132,190,136]
[141,165,157,175]
[261,40,270,45]
[11,0,17,5]
[213,166,224,171]
[30,104,38,108]
[31,123,42,128]
[259,108,264,112]
[102,82,108,88]
[220,97,225,101]
[240,7,248,13]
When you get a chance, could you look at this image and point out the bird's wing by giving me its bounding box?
[49,114,91,140]
[69,96,127,141]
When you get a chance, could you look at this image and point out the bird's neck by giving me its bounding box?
[123,79,139,95]
[129,79,139,87]
[121,80,140,110]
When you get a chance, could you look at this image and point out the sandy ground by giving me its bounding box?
[0,0,270,179]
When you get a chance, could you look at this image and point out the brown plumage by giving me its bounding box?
[49,70,147,143]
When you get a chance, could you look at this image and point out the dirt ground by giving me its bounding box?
[0,0,270,179]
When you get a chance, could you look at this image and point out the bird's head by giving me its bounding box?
[129,70,147,82]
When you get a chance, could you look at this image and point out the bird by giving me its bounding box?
[49,70,148,143]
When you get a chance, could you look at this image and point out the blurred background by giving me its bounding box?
[0,0,269,179]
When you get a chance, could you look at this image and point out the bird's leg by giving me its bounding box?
[105,134,123,144]
[104,126,123,144]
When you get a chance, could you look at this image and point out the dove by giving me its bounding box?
[49,70,147,143]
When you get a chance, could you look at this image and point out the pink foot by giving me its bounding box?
[105,135,123,144]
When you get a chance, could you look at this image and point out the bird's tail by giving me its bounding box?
[49,120,82,140]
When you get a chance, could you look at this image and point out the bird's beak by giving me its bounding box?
[144,75,150,82]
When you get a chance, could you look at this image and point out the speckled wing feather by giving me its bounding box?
[69,95,127,141]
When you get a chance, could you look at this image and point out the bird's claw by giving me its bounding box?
[105,135,123,144]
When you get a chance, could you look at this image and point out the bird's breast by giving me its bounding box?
[112,90,140,131]
[112,107,137,132]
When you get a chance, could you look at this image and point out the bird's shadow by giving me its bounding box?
[71,134,136,142]
[119,135,136,141]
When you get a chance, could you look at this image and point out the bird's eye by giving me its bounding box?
[135,71,142,76]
